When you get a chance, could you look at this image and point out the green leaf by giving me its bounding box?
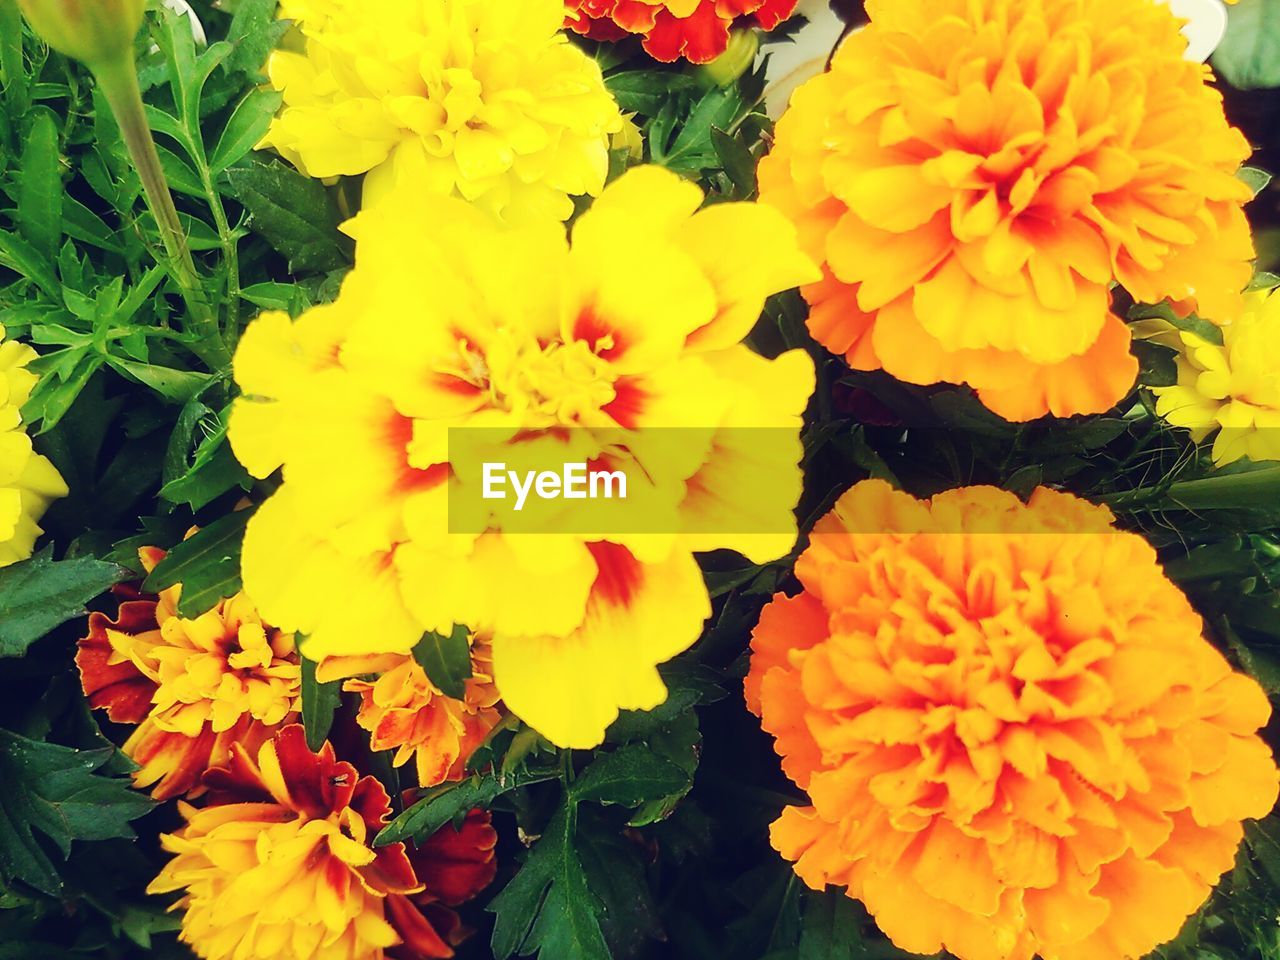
[226,0,290,76]
[710,126,756,197]
[627,712,700,827]
[577,819,663,959]
[154,144,205,198]
[225,158,351,273]
[571,742,691,808]
[605,70,698,116]
[17,108,62,261]
[412,624,473,700]
[1213,0,1280,89]
[376,766,559,847]
[300,653,341,752]
[796,890,911,960]
[0,549,126,658]
[105,358,212,403]
[0,229,59,301]
[0,730,154,896]
[21,350,104,434]
[210,90,283,174]
[143,508,254,617]
[0,0,30,117]
[1129,301,1224,346]
[1239,165,1274,196]
[489,804,612,960]
[160,436,252,511]
[239,281,300,311]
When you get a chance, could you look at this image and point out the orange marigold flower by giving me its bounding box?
[565,0,798,63]
[758,0,1256,421]
[149,725,497,960]
[320,640,503,788]
[747,480,1280,960]
[77,546,301,801]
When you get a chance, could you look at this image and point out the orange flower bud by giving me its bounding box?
[16,0,144,69]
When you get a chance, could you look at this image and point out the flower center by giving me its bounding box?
[471,332,618,426]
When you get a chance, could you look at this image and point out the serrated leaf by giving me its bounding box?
[226,0,290,76]
[160,438,252,511]
[0,229,59,300]
[210,90,283,174]
[0,549,126,658]
[376,766,559,847]
[605,70,698,116]
[105,358,212,402]
[489,804,612,960]
[0,730,154,895]
[225,159,351,272]
[412,624,472,700]
[143,508,254,617]
[17,108,62,261]
[711,126,756,197]
[571,743,690,808]
[628,712,700,827]
[577,820,663,959]
[300,653,341,752]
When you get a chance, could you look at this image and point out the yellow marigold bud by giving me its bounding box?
[698,29,760,87]
[16,0,144,69]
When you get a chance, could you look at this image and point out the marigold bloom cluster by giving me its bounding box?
[260,0,622,223]
[759,0,1256,421]
[0,325,68,567]
[564,0,798,63]
[229,165,818,748]
[320,641,502,788]
[76,546,302,800]
[1154,287,1280,465]
[149,725,496,960]
[747,480,1279,960]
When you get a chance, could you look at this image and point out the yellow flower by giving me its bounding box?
[229,165,819,747]
[77,545,301,800]
[261,0,623,223]
[1154,287,1280,465]
[759,0,1255,421]
[0,325,68,567]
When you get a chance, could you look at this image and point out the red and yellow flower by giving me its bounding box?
[149,725,497,960]
[564,0,798,63]
[77,546,301,801]
[228,165,818,748]
[759,0,1256,421]
[747,480,1279,960]
[319,640,502,788]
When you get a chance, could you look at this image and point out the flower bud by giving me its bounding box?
[16,0,145,70]
[697,29,760,87]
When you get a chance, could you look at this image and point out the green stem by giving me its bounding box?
[93,54,231,372]
[1101,465,1280,512]
[199,165,241,349]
